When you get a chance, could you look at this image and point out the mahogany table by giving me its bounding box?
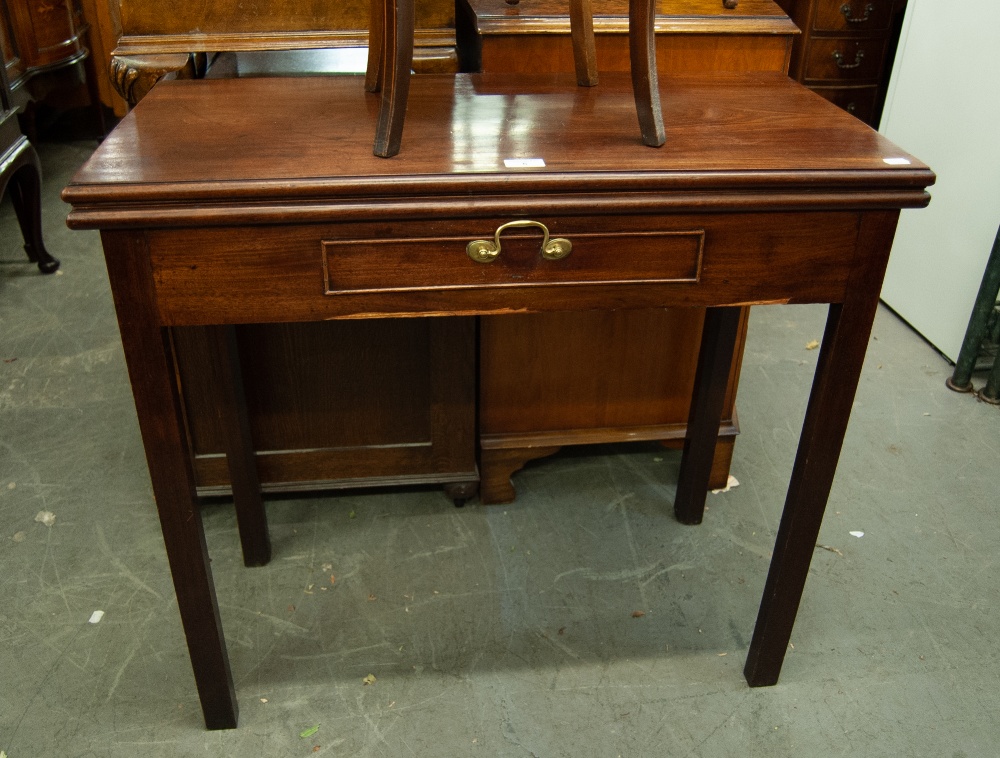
[63,71,932,729]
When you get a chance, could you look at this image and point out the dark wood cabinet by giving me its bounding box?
[775,0,907,125]
[0,0,92,107]
[1,0,88,87]
[0,0,105,137]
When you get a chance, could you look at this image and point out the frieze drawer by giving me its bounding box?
[146,212,861,325]
[322,225,703,295]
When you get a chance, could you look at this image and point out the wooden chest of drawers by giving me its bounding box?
[776,0,907,125]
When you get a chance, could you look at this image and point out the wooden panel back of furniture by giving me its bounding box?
[464,0,796,75]
[116,0,453,42]
[173,319,478,496]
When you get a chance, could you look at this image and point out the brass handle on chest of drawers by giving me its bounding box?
[467,220,573,263]
[841,2,875,23]
[832,49,865,69]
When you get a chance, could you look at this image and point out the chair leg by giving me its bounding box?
[365,0,384,93]
[9,155,59,274]
[628,0,665,147]
[570,0,598,87]
[373,0,414,158]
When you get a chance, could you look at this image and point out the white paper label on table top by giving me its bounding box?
[504,158,546,168]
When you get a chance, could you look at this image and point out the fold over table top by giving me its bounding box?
[64,72,933,228]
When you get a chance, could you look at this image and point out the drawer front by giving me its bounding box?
[322,226,703,295]
[146,212,861,325]
[804,38,886,83]
[812,85,879,123]
[813,1,894,32]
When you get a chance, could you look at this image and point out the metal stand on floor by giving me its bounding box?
[947,223,1000,404]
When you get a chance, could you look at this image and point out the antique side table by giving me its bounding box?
[63,71,932,729]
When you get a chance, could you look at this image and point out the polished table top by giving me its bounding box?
[65,72,930,212]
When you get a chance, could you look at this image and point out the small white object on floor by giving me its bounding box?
[88,610,105,624]
[849,531,865,538]
[711,475,740,494]
[34,511,56,527]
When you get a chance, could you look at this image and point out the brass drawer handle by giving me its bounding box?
[467,220,573,263]
[840,2,875,23]
[832,49,865,70]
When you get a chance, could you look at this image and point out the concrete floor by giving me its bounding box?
[1,138,998,757]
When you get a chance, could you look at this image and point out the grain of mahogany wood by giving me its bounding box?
[470,0,791,28]
[66,72,928,203]
[118,0,454,36]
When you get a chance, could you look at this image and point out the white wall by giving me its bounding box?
[879,0,1000,361]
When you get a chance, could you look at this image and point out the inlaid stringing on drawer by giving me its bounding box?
[322,229,705,295]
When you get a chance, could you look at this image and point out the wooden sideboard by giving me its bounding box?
[775,0,906,125]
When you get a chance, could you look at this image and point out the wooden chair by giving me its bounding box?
[364,0,666,157]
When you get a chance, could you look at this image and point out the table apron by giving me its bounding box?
[131,210,864,325]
